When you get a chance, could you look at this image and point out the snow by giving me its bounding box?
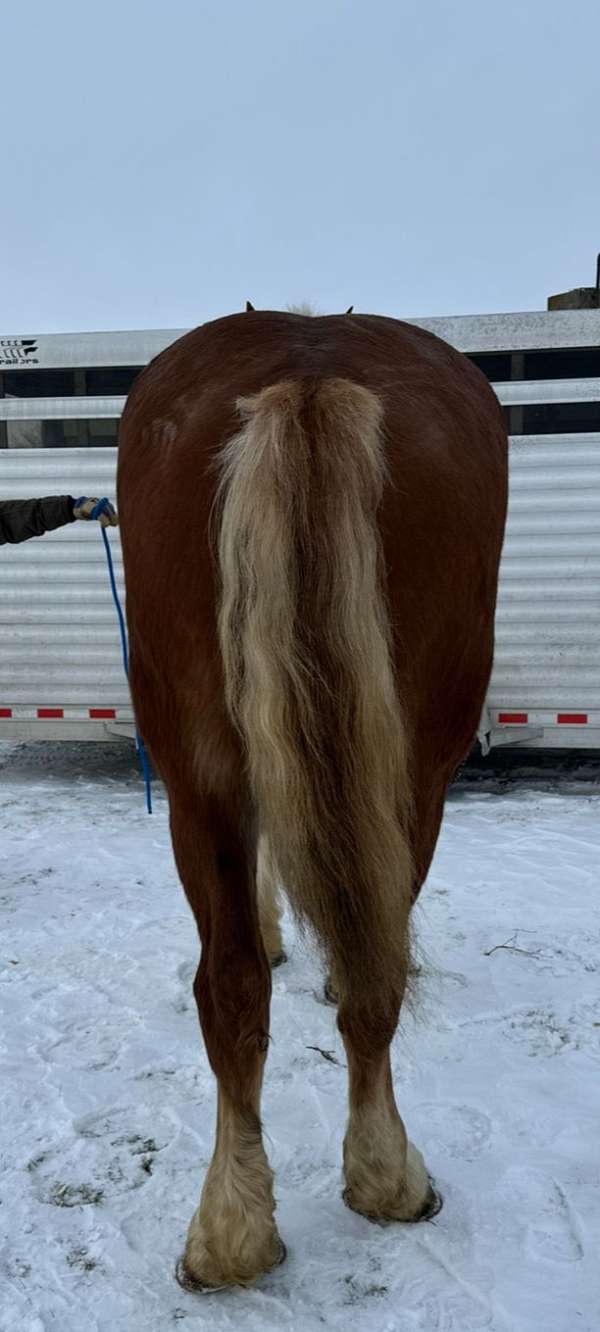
[1,741,599,1332]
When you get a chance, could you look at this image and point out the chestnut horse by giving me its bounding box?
[117,309,508,1290]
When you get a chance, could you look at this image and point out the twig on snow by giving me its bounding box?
[484,931,542,958]
[306,1045,343,1066]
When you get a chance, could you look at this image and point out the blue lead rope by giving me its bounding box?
[101,526,153,814]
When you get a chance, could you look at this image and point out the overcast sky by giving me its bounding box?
[2,0,599,333]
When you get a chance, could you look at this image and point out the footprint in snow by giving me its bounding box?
[416,1102,493,1160]
[500,1166,584,1263]
[27,1111,168,1206]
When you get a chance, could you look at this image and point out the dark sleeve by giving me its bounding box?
[0,496,75,545]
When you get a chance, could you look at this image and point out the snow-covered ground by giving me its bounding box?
[1,741,598,1332]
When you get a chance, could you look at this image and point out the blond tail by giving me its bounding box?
[217,378,413,1002]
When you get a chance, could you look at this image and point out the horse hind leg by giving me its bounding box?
[337,966,441,1224]
[168,785,284,1289]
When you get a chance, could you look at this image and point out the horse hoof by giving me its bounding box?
[272,1238,288,1268]
[419,1179,443,1220]
[342,1178,442,1225]
[175,1258,231,1294]
[270,951,288,969]
[175,1240,287,1293]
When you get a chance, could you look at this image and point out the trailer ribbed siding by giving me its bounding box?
[486,430,600,737]
[0,448,132,737]
[1,311,599,746]
[2,430,598,745]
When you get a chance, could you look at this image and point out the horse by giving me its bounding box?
[117,307,508,1291]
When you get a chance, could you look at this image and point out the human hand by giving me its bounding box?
[73,496,118,527]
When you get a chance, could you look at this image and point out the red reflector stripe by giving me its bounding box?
[37,708,64,719]
[557,713,588,724]
[0,708,13,718]
[498,712,528,724]
[89,708,116,719]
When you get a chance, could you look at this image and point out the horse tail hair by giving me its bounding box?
[216,378,413,1007]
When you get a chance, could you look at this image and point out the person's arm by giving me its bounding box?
[0,495,118,545]
[0,496,75,545]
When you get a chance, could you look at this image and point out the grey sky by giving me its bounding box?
[2,0,599,333]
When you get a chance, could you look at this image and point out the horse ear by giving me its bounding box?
[345,305,354,314]
[245,300,255,312]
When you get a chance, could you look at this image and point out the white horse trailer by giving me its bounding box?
[1,311,599,748]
